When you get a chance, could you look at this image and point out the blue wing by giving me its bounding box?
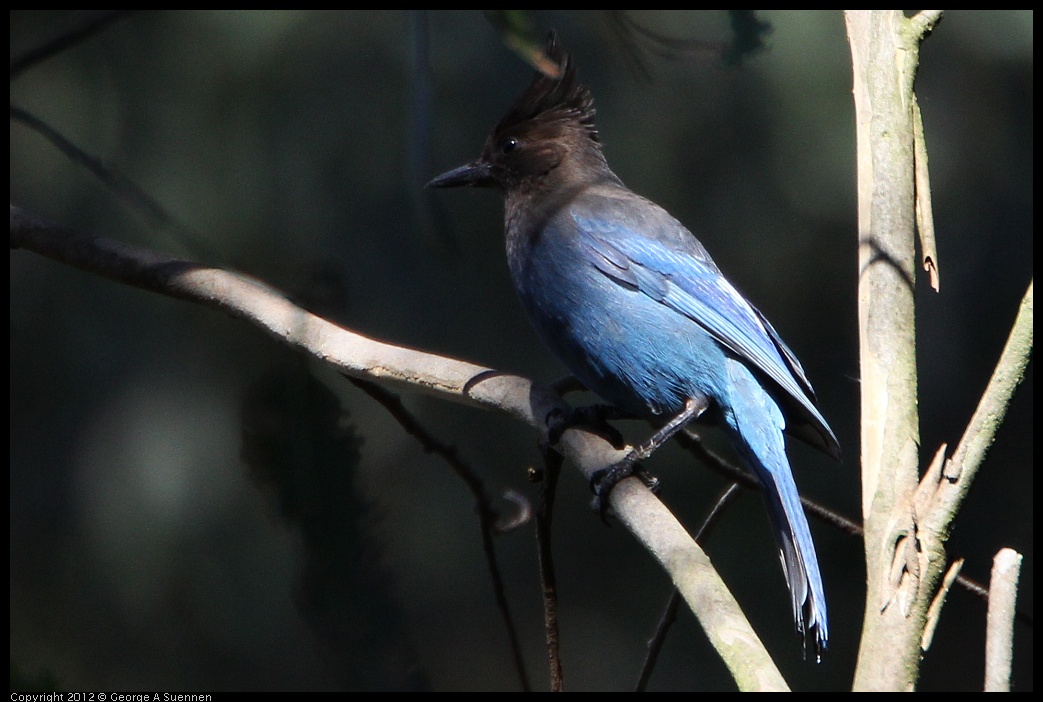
[571,204,840,459]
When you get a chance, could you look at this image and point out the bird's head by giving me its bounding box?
[426,32,603,194]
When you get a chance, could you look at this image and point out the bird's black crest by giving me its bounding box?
[494,32,599,143]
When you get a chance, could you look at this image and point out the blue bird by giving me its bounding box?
[427,33,840,659]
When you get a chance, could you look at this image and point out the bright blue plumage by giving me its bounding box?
[428,33,839,659]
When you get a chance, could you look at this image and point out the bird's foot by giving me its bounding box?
[589,454,659,523]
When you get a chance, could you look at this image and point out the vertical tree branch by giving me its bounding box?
[984,548,1023,692]
[845,10,942,690]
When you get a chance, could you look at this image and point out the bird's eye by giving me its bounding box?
[500,137,519,154]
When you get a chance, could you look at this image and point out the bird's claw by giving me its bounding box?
[588,454,659,523]
[544,407,570,447]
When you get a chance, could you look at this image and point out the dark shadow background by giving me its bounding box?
[10,10,1032,691]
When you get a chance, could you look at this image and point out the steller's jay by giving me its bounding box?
[427,33,840,659]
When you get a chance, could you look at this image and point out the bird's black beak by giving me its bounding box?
[425,160,495,189]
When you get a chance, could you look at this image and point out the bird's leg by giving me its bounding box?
[591,396,710,519]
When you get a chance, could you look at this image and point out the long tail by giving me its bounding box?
[723,361,828,660]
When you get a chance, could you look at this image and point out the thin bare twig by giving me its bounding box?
[912,97,940,291]
[346,375,532,691]
[535,445,565,691]
[10,10,134,79]
[9,106,210,258]
[635,482,743,691]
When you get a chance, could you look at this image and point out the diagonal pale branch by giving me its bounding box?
[11,204,790,690]
[921,281,1033,527]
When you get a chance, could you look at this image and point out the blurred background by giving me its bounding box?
[10,10,1032,691]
